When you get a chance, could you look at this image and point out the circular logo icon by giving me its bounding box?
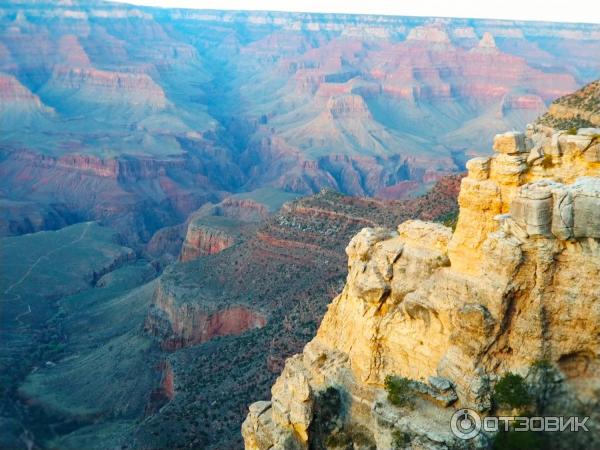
[450,408,481,440]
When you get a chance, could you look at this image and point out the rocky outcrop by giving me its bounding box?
[45,67,167,109]
[0,74,45,107]
[501,93,546,113]
[538,80,600,128]
[177,194,277,261]
[4,151,188,181]
[477,32,497,50]
[144,223,187,260]
[406,26,451,44]
[146,272,267,350]
[215,198,271,222]
[180,223,236,261]
[243,125,600,449]
[326,95,371,119]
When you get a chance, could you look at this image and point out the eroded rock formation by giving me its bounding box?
[243,125,600,449]
[180,223,236,262]
[538,80,600,128]
[146,270,267,350]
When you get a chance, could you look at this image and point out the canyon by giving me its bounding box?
[1,1,600,449]
[1,1,600,245]
[1,174,460,449]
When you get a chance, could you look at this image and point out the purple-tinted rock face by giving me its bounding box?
[1,1,599,243]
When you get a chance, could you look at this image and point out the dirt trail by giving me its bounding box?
[1,222,92,323]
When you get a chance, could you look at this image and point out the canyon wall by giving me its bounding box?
[179,222,237,262]
[243,124,600,449]
[2,1,600,244]
[146,275,267,350]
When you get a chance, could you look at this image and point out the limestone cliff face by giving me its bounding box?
[242,125,600,449]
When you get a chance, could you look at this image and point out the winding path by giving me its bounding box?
[1,222,92,324]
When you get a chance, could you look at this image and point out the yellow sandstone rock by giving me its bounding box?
[243,124,600,449]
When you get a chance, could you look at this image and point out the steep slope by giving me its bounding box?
[133,177,460,450]
[1,174,459,450]
[537,79,600,128]
[0,223,149,449]
[243,123,600,449]
[0,73,54,128]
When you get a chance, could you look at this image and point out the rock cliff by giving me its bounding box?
[179,221,237,262]
[243,124,600,449]
[3,1,599,245]
[147,273,267,350]
[538,80,600,129]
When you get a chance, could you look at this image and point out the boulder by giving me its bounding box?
[584,142,600,163]
[552,177,600,239]
[571,177,600,239]
[493,131,528,154]
[409,378,458,407]
[552,186,574,240]
[510,180,559,237]
[466,157,491,180]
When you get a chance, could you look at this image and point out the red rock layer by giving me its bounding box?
[158,305,267,351]
[179,226,236,262]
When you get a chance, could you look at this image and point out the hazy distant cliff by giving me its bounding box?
[2,0,600,246]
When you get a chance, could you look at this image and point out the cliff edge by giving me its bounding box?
[242,121,600,449]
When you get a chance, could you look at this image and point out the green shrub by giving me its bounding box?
[438,210,459,231]
[309,387,344,447]
[349,426,375,448]
[531,359,552,370]
[324,431,351,449]
[494,373,531,409]
[324,425,375,450]
[392,429,411,449]
[384,375,414,408]
[493,429,544,450]
[529,359,560,413]
[566,127,578,135]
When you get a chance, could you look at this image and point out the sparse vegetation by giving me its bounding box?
[541,154,554,169]
[437,209,459,231]
[566,127,578,135]
[531,358,553,371]
[392,429,412,449]
[325,430,352,449]
[537,80,599,129]
[385,375,415,408]
[493,373,531,410]
[310,387,344,449]
[528,359,560,414]
[324,426,376,450]
[349,426,376,448]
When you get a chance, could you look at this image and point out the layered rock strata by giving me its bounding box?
[179,223,236,262]
[147,271,267,350]
[243,126,600,449]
